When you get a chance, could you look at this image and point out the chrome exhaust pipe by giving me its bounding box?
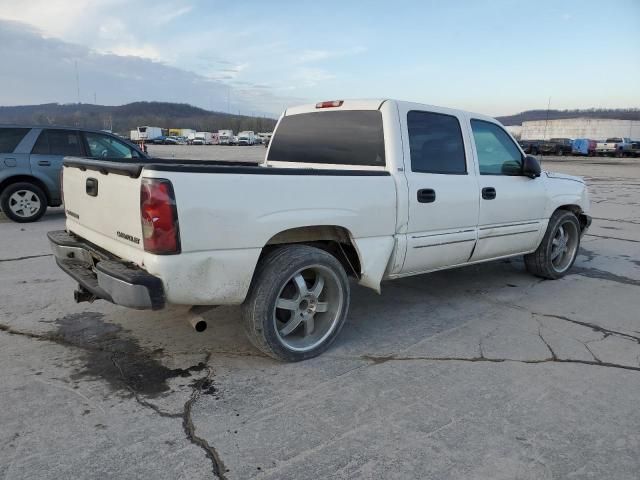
[187,305,212,332]
[188,315,207,332]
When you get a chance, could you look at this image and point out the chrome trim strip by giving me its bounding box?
[479,221,539,230]
[479,229,539,240]
[413,238,476,249]
[411,229,475,239]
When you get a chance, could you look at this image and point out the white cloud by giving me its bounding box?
[297,46,366,63]
[0,19,301,115]
[153,5,193,25]
[291,68,336,88]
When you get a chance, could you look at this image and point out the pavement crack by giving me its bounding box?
[182,353,228,480]
[110,354,182,419]
[0,253,53,262]
[533,312,640,344]
[584,233,640,244]
[583,340,603,363]
[536,327,557,361]
[360,354,640,372]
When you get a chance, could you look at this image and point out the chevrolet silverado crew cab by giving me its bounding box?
[49,99,591,362]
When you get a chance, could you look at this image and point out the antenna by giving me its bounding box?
[75,61,81,104]
[543,96,551,140]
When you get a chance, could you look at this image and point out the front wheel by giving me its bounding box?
[242,245,350,361]
[524,210,581,279]
[0,182,48,223]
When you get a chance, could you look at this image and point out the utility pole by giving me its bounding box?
[543,96,551,140]
[75,61,81,104]
[94,92,97,104]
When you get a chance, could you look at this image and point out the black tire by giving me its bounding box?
[556,148,563,156]
[524,210,581,279]
[0,182,48,223]
[242,244,350,361]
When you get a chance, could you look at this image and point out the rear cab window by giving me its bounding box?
[267,110,385,166]
[0,128,30,153]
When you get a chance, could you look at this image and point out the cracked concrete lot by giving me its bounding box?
[1,150,639,479]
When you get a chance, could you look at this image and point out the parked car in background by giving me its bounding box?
[628,140,640,157]
[596,137,631,156]
[151,136,167,144]
[50,99,591,361]
[538,138,573,156]
[518,139,542,155]
[572,138,597,156]
[162,136,179,145]
[0,126,147,222]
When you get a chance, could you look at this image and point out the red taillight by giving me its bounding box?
[140,178,180,254]
[315,100,344,108]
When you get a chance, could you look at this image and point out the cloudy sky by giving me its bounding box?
[0,0,639,117]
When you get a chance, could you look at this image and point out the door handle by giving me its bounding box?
[417,188,436,203]
[37,160,51,166]
[86,178,99,197]
[482,187,496,200]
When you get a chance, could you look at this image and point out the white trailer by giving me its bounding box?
[218,130,234,145]
[192,132,214,145]
[136,126,163,141]
[237,131,256,146]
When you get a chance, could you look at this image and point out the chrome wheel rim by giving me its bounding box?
[8,190,41,218]
[550,221,579,272]
[273,264,343,352]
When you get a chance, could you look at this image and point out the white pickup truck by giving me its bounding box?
[596,137,631,156]
[49,99,591,361]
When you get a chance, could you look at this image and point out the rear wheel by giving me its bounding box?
[524,210,581,279]
[242,245,350,361]
[0,182,48,223]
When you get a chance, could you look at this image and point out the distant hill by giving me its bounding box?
[0,101,278,135]
[497,108,640,126]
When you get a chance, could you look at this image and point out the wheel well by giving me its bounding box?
[0,175,52,204]
[555,204,589,231]
[260,226,362,278]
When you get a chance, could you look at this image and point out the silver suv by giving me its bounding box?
[0,126,147,222]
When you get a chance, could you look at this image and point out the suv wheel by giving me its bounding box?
[242,245,350,361]
[524,210,581,279]
[0,182,48,223]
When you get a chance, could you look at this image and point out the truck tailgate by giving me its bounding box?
[62,159,146,265]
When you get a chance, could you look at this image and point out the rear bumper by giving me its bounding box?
[48,230,165,310]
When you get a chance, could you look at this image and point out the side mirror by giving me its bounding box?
[523,155,541,179]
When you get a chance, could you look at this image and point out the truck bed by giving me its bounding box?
[64,158,392,178]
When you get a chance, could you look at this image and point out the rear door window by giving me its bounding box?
[31,130,82,156]
[267,110,385,166]
[0,128,30,153]
[407,111,467,174]
[83,132,140,159]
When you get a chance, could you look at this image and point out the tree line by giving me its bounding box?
[0,101,278,134]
